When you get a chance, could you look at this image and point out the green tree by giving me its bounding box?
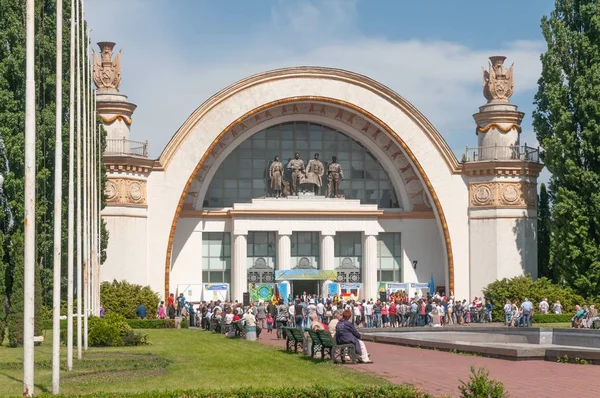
[537,183,552,280]
[533,0,600,299]
[0,0,109,345]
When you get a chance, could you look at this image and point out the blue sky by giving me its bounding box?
[87,0,554,178]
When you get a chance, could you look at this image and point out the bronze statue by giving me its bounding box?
[286,152,304,196]
[269,155,283,198]
[305,153,324,195]
[327,156,344,198]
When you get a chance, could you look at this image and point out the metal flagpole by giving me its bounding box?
[75,0,83,361]
[52,0,64,393]
[87,39,94,317]
[91,89,97,315]
[23,0,36,395]
[67,0,76,372]
[82,8,89,350]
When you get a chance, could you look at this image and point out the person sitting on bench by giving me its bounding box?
[336,309,372,363]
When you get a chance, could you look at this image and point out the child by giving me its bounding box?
[266,313,274,333]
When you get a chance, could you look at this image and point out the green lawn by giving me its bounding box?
[0,329,386,396]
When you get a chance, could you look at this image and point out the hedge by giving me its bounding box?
[21,385,428,398]
[532,314,573,323]
[44,319,191,330]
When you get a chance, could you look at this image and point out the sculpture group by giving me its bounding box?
[269,153,344,198]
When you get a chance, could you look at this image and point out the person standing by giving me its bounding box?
[553,300,563,314]
[520,298,533,327]
[294,299,304,329]
[503,299,512,326]
[275,299,289,339]
[255,300,267,332]
[364,300,373,328]
[538,298,549,314]
[99,304,105,319]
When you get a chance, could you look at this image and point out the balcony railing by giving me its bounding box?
[461,144,541,163]
[105,138,148,157]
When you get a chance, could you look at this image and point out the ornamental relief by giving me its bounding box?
[186,101,434,212]
[105,178,147,206]
[469,182,537,208]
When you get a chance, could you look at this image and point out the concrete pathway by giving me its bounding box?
[257,330,597,398]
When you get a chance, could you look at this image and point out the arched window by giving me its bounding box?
[203,121,401,208]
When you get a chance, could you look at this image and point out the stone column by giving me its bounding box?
[362,233,378,302]
[277,233,291,270]
[232,234,247,303]
[320,233,335,295]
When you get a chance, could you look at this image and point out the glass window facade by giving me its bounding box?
[202,232,231,283]
[203,121,401,208]
[377,233,402,282]
[335,232,362,283]
[246,232,276,284]
[291,231,319,269]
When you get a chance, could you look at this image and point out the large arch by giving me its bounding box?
[144,67,469,300]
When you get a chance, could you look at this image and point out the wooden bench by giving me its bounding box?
[233,321,245,338]
[307,329,323,358]
[282,327,304,353]
[316,330,357,364]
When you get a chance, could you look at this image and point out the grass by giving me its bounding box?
[0,329,386,396]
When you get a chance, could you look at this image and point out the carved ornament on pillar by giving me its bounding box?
[482,56,514,103]
[93,42,122,91]
[105,178,147,206]
[469,181,537,208]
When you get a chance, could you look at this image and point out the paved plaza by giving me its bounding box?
[258,332,597,398]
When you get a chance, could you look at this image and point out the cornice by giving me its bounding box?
[103,155,156,174]
[461,161,544,177]
[178,209,434,219]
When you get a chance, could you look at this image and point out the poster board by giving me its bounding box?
[249,283,273,303]
[327,282,339,298]
[176,284,203,303]
[202,283,228,302]
[278,282,290,304]
[340,283,360,301]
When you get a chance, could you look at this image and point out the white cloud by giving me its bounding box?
[85,0,544,160]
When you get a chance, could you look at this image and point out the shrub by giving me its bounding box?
[121,329,150,346]
[100,280,160,319]
[181,318,189,329]
[88,322,121,347]
[482,276,586,322]
[532,313,573,323]
[104,312,132,336]
[458,366,507,398]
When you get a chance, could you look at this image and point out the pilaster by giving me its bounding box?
[320,233,335,295]
[362,233,378,302]
[276,233,291,270]
[232,233,247,303]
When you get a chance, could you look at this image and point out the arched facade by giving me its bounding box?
[102,67,480,304]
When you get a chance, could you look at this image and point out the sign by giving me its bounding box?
[249,283,273,303]
[275,269,338,281]
[340,283,361,300]
[327,282,339,297]
[203,283,228,302]
[176,284,202,302]
[278,282,289,304]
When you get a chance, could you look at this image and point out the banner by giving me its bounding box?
[275,269,337,280]
[278,282,290,304]
[249,283,273,303]
[203,283,228,302]
[327,282,339,297]
[340,283,360,301]
[387,283,410,293]
[176,284,203,302]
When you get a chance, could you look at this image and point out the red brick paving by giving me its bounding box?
[257,331,597,398]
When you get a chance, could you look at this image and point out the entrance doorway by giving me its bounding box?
[291,280,320,298]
